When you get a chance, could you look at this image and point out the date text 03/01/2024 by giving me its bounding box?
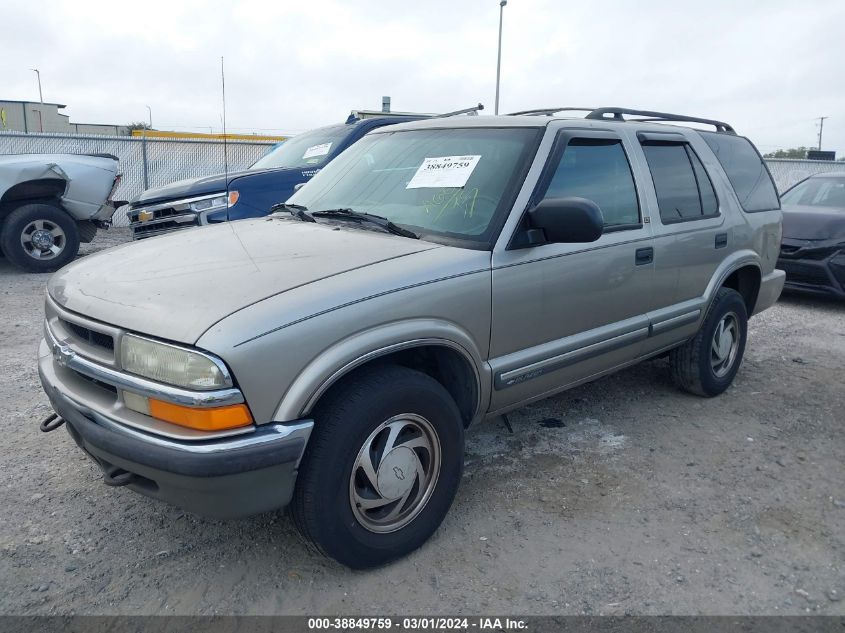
[307,617,528,630]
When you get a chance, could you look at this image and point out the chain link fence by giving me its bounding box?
[0,132,274,226]
[3,132,845,227]
[764,158,845,193]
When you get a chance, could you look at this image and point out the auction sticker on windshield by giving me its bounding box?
[406,155,481,189]
[303,143,332,159]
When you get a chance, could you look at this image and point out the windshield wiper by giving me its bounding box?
[270,202,316,223]
[312,208,419,239]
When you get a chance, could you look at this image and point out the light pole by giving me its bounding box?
[30,68,43,103]
[817,116,828,150]
[146,105,152,129]
[494,0,507,115]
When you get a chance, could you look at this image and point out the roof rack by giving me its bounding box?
[439,103,485,118]
[507,107,596,116]
[585,107,735,134]
[506,106,735,134]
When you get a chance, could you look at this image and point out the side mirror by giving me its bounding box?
[293,182,307,192]
[527,197,604,244]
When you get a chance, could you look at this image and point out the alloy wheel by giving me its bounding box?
[20,220,66,260]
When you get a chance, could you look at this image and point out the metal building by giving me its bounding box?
[0,99,129,135]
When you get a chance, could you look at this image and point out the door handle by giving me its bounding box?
[635,247,654,266]
[715,233,728,249]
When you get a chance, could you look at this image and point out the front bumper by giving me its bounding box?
[39,339,313,519]
[128,193,229,239]
[778,238,845,299]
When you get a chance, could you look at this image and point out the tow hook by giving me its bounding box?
[102,466,137,487]
[39,413,65,433]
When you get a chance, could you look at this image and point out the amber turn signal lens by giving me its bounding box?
[148,399,253,431]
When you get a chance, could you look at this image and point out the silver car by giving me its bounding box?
[38,108,785,568]
[0,153,119,272]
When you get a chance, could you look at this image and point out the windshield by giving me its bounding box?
[288,127,540,243]
[250,124,351,170]
[781,177,845,209]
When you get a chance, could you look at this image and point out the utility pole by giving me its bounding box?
[494,0,507,115]
[817,116,828,150]
[146,105,152,129]
[30,68,43,103]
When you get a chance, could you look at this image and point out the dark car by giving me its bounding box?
[127,115,422,239]
[777,173,845,298]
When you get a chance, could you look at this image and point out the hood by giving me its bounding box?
[48,219,440,344]
[131,166,307,206]
[782,205,845,241]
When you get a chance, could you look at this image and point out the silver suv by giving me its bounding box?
[38,107,785,568]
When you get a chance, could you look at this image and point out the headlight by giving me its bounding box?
[189,191,238,212]
[120,334,232,390]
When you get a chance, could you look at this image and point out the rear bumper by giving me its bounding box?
[753,269,786,315]
[39,343,313,519]
[92,202,117,222]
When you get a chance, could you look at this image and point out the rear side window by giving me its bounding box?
[641,143,719,223]
[699,132,780,212]
[541,138,640,228]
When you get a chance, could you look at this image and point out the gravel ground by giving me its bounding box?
[1,228,843,616]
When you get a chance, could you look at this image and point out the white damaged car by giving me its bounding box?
[0,153,120,272]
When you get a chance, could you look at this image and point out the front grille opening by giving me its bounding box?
[62,320,114,351]
[71,369,118,394]
[133,218,198,234]
[130,207,179,222]
[782,262,832,287]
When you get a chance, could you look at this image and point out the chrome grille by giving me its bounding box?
[131,216,199,239]
[128,193,225,239]
[46,296,120,367]
[62,319,115,351]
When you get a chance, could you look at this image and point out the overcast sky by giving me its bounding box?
[4,0,844,153]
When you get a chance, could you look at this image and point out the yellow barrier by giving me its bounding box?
[131,130,287,142]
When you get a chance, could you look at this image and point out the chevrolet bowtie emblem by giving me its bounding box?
[138,210,154,222]
[52,342,75,367]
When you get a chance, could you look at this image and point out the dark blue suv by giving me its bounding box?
[127,115,421,239]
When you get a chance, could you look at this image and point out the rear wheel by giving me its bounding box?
[0,203,80,273]
[670,287,748,397]
[291,365,464,569]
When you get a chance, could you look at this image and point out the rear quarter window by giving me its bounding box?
[699,132,780,212]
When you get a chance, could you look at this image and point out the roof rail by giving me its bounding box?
[507,107,596,116]
[438,103,485,118]
[585,107,735,134]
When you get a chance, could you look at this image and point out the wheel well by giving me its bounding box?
[1,178,65,205]
[0,179,65,225]
[722,265,761,315]
[315,345,480,427]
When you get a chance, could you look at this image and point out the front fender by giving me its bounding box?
[273,318,490,423]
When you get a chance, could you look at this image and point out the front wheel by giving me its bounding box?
[670,287,748,397]
[1,203,80,273]
[290,365,464,569]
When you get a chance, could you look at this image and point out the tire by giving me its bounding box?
[291,365,464,569]
[0,203,80,273]
[670,287,748,397]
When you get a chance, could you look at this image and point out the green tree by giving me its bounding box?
[763,147,811,159]
[126,121,151,132]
